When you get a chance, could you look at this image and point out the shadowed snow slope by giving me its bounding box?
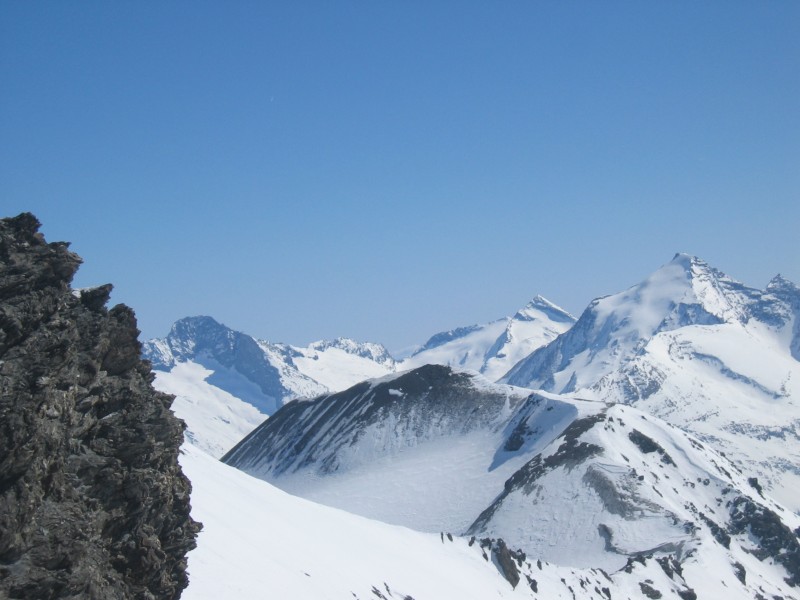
[153,362,267,458]
[504,254,800,511]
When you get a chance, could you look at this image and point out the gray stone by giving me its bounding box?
[0,213,200,599]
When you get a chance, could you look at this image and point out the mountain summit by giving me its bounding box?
[504,254,800,511]
[143,316,396,456]
[402,295,575,380]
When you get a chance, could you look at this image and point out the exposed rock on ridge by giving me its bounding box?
[0,213,200,599]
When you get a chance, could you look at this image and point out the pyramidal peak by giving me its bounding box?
[663,253,730,283]
[530,293,557,306]
[767,273,800,296]
[667,251,722,273]
[503,253,794,397]
[669,251,704,268]
[515,295,576,324]
[663,253,751,300]
[591,253,757,329]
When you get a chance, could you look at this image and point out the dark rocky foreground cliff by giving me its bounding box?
[0,213,200,599]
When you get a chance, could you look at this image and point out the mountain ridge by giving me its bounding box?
[503,253,800,511]
[221,364,800,595]
[144,291,577,456]
[402,295,576,380]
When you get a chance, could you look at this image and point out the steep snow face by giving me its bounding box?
[188,442,788,600]
[504,255,800,511]
[143,316,396,456]
[183,443,533,600]
[219,367,800,595]
[402,296,575,381]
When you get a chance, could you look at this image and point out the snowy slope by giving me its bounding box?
[468,401,800,583]
[216,365,800,598]
[143,316,396,456]
[280,338,395,391]
[186,443,743,600]
[153,362,266,458]
[224,366,548,532]
[182,444,536,600]
[504,255,800,510]
[402,295,575,380]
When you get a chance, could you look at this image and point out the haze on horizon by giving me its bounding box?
[2,2,798,350]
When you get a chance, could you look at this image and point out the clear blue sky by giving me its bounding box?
[2,2,798,351]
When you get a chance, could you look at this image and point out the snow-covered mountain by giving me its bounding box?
[224,365,537,533]
[186,441,800,600]
[220,365,800,596]
[165,254,800,598]
[143,316,396,456]
[144,297,573,458]
[503,254,800,511]
[401,295,576,380]
[185,443,783,600]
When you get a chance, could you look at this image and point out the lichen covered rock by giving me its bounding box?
[0,213,200,599]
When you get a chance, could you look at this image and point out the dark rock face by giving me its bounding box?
[627,429,676,466]
[0,213,200,599]
[727,495,800,587]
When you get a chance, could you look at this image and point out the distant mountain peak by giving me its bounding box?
[503,253,793,394]
[404,294,576,381]
[169,314,229,337]
[174,314,222,327]
[516,295,576,324]
[144,316,400,455]
[767,273,800,296]
[307,337,395,366]
[665,252,724,277]
[602,253,762,328]
[668,252,715,271]
[530,293,553,305]
[670,251,692,264]
[670,251,698,265]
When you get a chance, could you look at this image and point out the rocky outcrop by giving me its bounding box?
[0,213,200,599]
